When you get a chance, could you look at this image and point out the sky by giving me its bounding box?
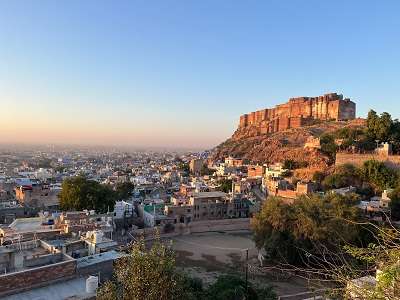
[1,0,400,149]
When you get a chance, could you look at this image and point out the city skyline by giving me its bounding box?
[1,0,400,148]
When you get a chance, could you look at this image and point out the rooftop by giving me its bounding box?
[76,250,124,268]
[2,276,94,300]
[192,191,227,198]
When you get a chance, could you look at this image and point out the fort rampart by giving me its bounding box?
[239,93,356,134]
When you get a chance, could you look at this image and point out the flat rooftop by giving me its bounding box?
[2,276,95,300]
[76,250,124,268]
[192,191,227,198]
[9,217,43,232]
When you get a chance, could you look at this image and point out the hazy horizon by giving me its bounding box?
[1,1,400,148]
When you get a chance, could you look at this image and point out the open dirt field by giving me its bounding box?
[171,231,319,296]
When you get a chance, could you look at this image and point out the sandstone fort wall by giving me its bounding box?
[239,93,356,134]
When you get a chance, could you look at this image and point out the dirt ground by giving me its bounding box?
[171,231,323,297]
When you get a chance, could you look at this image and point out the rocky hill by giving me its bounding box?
[211,119,365,180]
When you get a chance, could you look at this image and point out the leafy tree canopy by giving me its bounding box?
[206,275,276,300]
[322,161,398,193]
[97,237,277,300]
[59,175,116,213]
[97,237,192,300]
[218,179,233,193]
[114,181,135,201]
[252,193,365,265]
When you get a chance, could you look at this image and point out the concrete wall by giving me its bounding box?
[0,258,76,297]
[23,253,63,268]
[77,259,115,281]
[134,218,251,240]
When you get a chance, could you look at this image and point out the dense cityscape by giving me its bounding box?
[0,93,400,299]
[2,1,400,299]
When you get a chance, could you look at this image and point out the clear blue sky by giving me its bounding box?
[1,0,399,149]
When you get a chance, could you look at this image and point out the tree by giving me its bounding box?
[206,275,276,300]
[389,187,400,221]
[252,194,364,265]
[322,164,362,190]
[274,221,400,299]
[115,182,135,201]
[312,171,326,185]
[342,226,400,299]
[366,110,379,138]
[360,160,398,192]
[283,159,296,170]
[367,110,393,142]
[321,161,398,193]
[97,236,194,300]
[320,133,338,162]
[218,179,232,193]
[59,175,116,213]
[366,110,400,151]
[283,159,308,170]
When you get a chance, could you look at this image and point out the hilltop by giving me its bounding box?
[211,119,366,180]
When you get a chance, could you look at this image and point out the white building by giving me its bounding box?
[114,201,134,219]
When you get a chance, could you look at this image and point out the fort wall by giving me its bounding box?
[239,93,356,134]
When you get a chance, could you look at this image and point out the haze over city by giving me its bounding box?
[1,0,400,148]
[2,1,400,299]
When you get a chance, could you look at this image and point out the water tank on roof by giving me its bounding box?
[86,276,98,293]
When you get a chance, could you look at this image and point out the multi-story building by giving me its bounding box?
[247,165,265,178]
[14,183,60,209]
[164,191,250,224]
[224,156,243,167]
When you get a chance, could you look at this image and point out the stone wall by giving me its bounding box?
[335,153,400,169]
[239,93,356,134]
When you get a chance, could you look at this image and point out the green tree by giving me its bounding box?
[283,159,296,170]
[366,110,400,147]
[343,227,400,299]
[59,175,116,213]
[312,171,326,185]
[389,187,400,221]
[360,160,398,192]
[320,133,338,162]
[206,275,276,300]
[115,182,135,200]
[322,163,362,190]
[218,179,232,193]
[252,194,363,265]
[366,110,379,138]
[97,237,194,300]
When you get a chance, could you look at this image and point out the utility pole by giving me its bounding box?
[245,248,249,300]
